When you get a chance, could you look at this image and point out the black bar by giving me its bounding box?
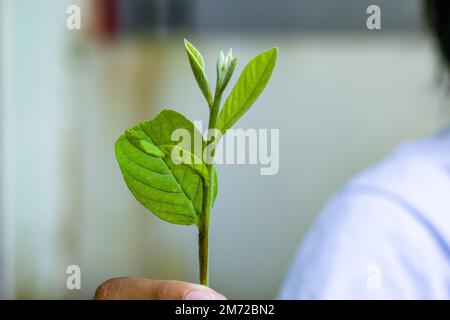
[0,300,444,318]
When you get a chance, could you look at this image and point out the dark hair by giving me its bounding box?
[424,0,450,68]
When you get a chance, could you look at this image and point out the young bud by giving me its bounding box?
[215,48,237,95]
[217,51,225,73]
[225,48,233,67]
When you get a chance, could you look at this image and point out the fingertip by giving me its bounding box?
[184,289,227,300]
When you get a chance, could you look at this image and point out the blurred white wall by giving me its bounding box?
[1,0,449,299]
[1,0,78,298]
[0,0,15,299]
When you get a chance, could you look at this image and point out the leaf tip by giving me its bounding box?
[269,47,278,57]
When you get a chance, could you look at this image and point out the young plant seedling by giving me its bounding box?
[115,39,277,286]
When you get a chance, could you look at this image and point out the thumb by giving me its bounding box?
[95,277,227,300]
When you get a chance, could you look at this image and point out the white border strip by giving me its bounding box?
[0,0,16,299]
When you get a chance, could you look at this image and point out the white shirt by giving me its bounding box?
[279,128,450,299]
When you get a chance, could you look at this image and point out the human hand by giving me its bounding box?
[95,277,227,300]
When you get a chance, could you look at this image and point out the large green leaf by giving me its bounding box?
[216,48,277,134]
[115,109,218,226]
[184,39,213,107]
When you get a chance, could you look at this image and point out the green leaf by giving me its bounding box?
[212,168,218,207]
[184,39,213,107]
[216,48,277,134]
[159,144,209,184]
[115,109,209,226]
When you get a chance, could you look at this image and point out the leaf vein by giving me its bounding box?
[125,177,195,221]
[123,167,183,195]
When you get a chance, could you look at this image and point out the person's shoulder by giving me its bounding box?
[309,129,450,261]
[279,130,450,299]
[349,130,450,202]
[338,129,450,245]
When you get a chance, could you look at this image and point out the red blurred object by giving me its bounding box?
[93,0,120,40]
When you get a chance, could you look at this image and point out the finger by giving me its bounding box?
[94,277,227,300]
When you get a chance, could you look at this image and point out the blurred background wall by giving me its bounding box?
[1,0,449,299]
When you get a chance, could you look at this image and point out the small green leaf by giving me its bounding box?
[115,110,209,226]
[159,144,210,184]
[125,127,165,158]
[184,39,213,107]
[212,168,218,207]
[216,48,277,134]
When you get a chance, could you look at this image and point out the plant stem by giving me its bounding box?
[199,179,212,286]
[198,93,222,286]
